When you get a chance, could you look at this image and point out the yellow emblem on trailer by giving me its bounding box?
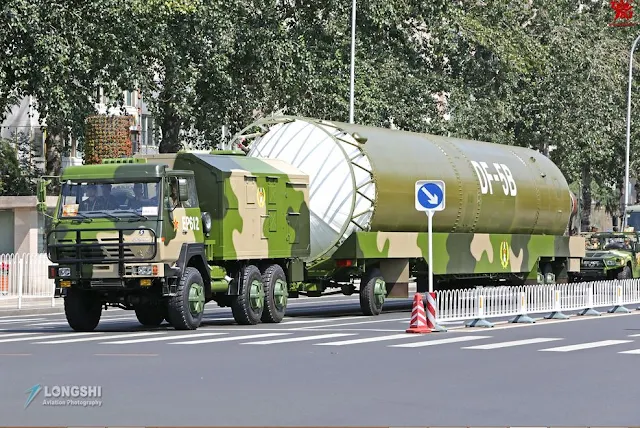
[500,241,510,269]
[257,187,265,207]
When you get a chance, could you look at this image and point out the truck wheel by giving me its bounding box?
[135,302,167,327]
[167,267,206,330]
[261,264,287,323]
[231,264,264,325]
[618,265,632,280]
[359,268,386,316]
[64,288,102,332]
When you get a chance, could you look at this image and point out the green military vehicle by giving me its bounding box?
[38,116,585,332]
[573,231,640,280]
[38,152,312,331]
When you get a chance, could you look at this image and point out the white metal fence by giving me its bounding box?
[436,279,640,327]
[0,253,56,309]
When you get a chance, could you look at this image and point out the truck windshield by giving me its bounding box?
[627,212,640,232]
[59,181,161,219]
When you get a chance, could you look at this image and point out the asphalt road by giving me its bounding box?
[1,294,640,426]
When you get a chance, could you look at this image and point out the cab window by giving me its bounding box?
[166,176,198,209]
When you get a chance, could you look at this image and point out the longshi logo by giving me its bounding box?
[500,241,510,269]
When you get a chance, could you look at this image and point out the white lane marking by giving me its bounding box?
[0,318,47,324]
[300,318,407,329]
[101,333,227,344]
[462,337,562,350]
[283,316,364,325]
[0,332,97,343]
[389,335,493,348]
[539,340,633,352]
[0,313,61,320]
[314,333,417,346]
[31,316,137,326]
[241,333,356,345]
[0,333,43,339]
[627,333,640,337]
[619,348,640,354]
[170,333,289,344]
[37,332,167,344]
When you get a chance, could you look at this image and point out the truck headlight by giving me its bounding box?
[136,266,153,276]
[605,259,621,266]
[58,267,71,277]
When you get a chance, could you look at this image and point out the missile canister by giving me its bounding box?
[238,116,573,262]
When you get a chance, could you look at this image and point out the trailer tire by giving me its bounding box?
[231,264,264,325]
[261,264,287,323]
[359,268,385,316]
[64,288,102,332]
[167,267,205,330]
[135,302,167,327]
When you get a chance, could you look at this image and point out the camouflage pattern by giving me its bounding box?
[142,152,311,262]
[45,162,167,283]
[574,231,640,280]
[328,230,584,273]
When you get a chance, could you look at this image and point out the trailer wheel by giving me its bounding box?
[231,264,265,325]
[261,264,287,323]
[167,267,205,330]
[359,268,386,316]
[64,288,102,332]
[135,302,167,327]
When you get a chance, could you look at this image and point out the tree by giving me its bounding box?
[0,134,40,196]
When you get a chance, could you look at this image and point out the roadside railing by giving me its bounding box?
[435,279,640,327]
[0,252,56,309]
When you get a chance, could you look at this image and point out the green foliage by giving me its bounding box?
[0,133,40,196]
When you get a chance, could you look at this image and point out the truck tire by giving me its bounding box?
[64,288,102,332]
[261,264,287,323]
[166,267,206,330]
[359,268,386,316]
[231,264,264,325]
[135,302,167,327]
[618,265,632,280]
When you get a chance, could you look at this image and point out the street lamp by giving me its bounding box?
[348,0,356,124]
[623,33,640,230]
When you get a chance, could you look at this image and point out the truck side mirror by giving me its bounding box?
[178,178,189,202]
[36,179,48,213]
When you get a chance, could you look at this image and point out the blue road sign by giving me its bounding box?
[415,180,445,212]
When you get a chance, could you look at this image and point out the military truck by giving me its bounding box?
[38,153,312,331]
[38,115,586,332]
[572,231,640,280]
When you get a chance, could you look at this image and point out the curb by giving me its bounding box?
[0,306,64,317]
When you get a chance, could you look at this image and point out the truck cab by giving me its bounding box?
[38,159,211,331]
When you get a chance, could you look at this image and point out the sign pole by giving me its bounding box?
[414,179,445,294]
[427,209,434,293]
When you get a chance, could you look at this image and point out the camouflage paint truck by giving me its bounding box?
[573,231,640,280]
[37,152,312,331]
[38,115,585,331]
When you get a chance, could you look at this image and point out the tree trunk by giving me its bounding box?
[581,165,592,232]
[159,102,181,153]
[44,129,64,194]
[158,63,182,153]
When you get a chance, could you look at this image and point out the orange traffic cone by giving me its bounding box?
[406,293,431,333]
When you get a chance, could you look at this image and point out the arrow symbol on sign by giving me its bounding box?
[421,187,439,205]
